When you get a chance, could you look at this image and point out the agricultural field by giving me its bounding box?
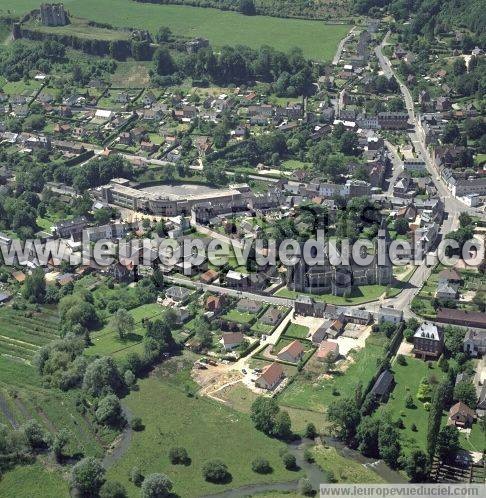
[4,0,350,61]
[0,306,59,366]
[278,333,389,413]
[106,364,303,497]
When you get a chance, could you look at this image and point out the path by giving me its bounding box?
[332,27,357,65]
[102,406,133,469]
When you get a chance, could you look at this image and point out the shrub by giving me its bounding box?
[129,466,143,486]
[169,446,189,465]
[396,354,407,366]
[99,480,127,498]
[298,477,313,496]
[251,458,272,474]
[304,422,317,439]
[202,460,230,483]
[130,417,144,431]
[282,452,296,470]
[303,449,314,463]
[140,473,172,498]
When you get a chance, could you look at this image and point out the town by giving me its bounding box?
[0,1,484,497]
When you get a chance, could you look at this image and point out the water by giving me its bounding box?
[200,436,405,498]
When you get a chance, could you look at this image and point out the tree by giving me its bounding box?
[22,419,48,449]
[405,450,429,482]
[282,452,296,469]
[154,47,176,76]
[405,394,415,409]
[141,473,173,498]
[273,410,292,439]
[459,212,473,228]
[156,26,172,43]
[298,478,313,496]
[22,267,46,303]
[95,394,125,427]
[394,218,409,236]
[340,131,359,155]
[453,381,477,408]
[52,428,70,462]
[169,446,189,465]
[442,123,461,144]
[356,416,380,457]
[124,369,136,388]
[378,419,401,468]
[436,425,459,462]
[304,422,317,439]
[250,397,279,435]
[251,457,271,474]
[240,0,256,16]
[111,308,134,340]
[130,466,143,486]
[202,460,230,483]
[70,457,105,497]
[82,357,125,397]
[99,481,127,498]
[327,398,361,441]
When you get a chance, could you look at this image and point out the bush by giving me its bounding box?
[396,354,407,366]
[202,460,231,483]
[169,446,189,465]
[70,457,105,496]
[303,449,314,463]
[128,417,143,431]
[298,477,313,496]
[99,480,127,498]
[140,473,172,498]
[281,452,296,470]
[251,457,272,474]
[304,422,317,439]
[129,466,143,486]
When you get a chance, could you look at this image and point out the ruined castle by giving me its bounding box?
[40,3,69,27]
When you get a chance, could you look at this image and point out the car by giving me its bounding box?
[242,368,247,374]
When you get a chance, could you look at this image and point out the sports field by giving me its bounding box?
[1,0,351,61]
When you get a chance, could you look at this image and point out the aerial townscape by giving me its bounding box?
[0,0,485,497]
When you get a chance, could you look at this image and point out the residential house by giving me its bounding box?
[464,330,486,357]
[237,299,262,314]
[316,340,339,362]
[165,285,191,302]
[221,332,244,351]
[277,340,304,363]
[378,306,403,325]
[260,307,283,326]
[448,401,476,428]
[255,362,285,390]
[437,309,486,330]
[413,322,444,359]
[205,295,225,313]
[200,269,219,284]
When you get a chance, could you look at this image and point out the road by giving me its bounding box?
[163,275,294,308]
[375,32,486,221]
[384,140,403,195]
[332,27,357,65]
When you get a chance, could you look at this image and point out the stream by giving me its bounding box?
[200,437,406,498]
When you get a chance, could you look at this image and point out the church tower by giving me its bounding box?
[376,219,393,285]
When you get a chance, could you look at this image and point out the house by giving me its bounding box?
[255,362,285,390]
[327,317,346,339]
[0,292,12,304]
[438,269,462,285]
[236,298,262,314]
[371,370,395,402]
[436,280,460,300]
[316,340,339,362]
[205,295,225,313]
[310,322,331,344]
[260,307,283,326]
[200,269,219,284]
[53,217,89,241]
[277,340,304,363]
[448,401,476,428]
[378,306,403,324]
[436,309,486,330]
[413,323,444,359]
[463,330,486,357]
[165,286,191,302]
[221,332,244,351]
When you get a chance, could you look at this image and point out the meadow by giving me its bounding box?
[2,0,351,61]
[278,333,388,413]
[106,361,303,497]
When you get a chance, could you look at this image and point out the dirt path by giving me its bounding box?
[102,406,133,469]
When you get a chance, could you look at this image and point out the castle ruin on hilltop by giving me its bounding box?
[40,3,69,27]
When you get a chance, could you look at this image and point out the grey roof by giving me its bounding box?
[371,370,394,397]
[414,322,441,341]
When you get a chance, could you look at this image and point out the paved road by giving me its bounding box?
[375,33,486,221]
[163,275,294,308]
[384,140,403,195]
[332,27,357,65]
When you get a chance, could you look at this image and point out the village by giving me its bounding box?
[0,1,485,497]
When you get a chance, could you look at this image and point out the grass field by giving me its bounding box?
[0,463,68,498]
[106,371,303,496]
[0,307,59,366]
[278,334,388,414]
[3,0,350,61]
[284,323,309,339]
[312,446,386,483]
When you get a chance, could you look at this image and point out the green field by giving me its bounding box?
[0,307,59,366]
[106,368,302,497]
[88,303,165,358]
[278,334,388,413]
[0,463,68,498]
[221,308,256,324]
[3,0,350,61]
[284,323,309,339]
